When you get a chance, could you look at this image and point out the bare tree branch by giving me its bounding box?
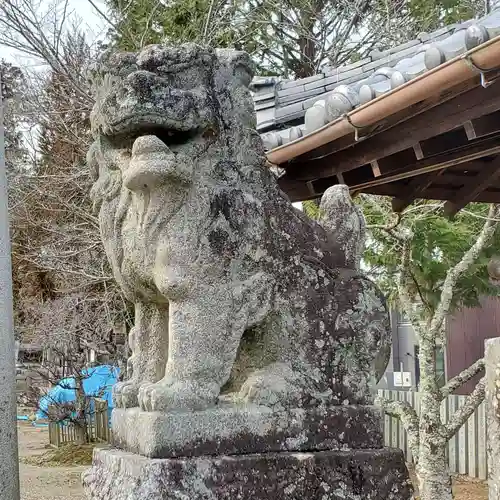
[440,358,485,399]
[443,377,486,440]
[376,395,420,461]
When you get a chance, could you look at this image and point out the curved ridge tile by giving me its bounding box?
[261,131,282,150]
[325,85,359,120]
[305,100,328,133]
[425,29,467,69]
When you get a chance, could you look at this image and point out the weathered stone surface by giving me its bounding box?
[111,404,384,458]
[83,448,414,500]
[84,46,407,500]
[87,43,392,422]
[486,337,500,499]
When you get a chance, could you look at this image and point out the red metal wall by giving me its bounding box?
[446,296,500,394]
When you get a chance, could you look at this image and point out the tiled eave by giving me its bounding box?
[252,7,500,155]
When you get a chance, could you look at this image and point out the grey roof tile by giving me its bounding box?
[322,65,364,82]
[362,43,426,73]
[254,4,500,146]
[478,9,500,40]
[431,24,458,38]
[275,102,304,119]
[370,39,421,60]
[256,107,275,130]
[255,99,275,111]
[391,52,427,81]
[253,91,275,102]
[337,57,372,72]
[302,92,332,110]
[279,73,324,89]
[277,84,305,97]
[278,86,326,105]
[324,72,370,92]
[275,109,306,124]
[315,69,365,89]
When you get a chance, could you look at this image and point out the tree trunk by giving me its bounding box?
[417,331,453,500]
[74,376,88,444]
[417,437,452,500]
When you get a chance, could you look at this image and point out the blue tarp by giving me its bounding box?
[36,364,120,420]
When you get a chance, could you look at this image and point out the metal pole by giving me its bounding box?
[0,72,20,500]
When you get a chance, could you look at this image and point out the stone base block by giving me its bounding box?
[83,447,414,500]
[111,404,384,458]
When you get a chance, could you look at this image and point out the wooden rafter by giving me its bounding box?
[348,134,500,192]
[365,183,500,203]
[279,134,500,202]
[391,168,448,212]
[443,155,500,217]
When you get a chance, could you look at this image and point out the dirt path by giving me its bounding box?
[18,421,85,500]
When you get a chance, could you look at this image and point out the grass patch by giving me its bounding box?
[21,443,94,467]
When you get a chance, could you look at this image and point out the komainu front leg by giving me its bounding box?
[113,302,169,408]
[138,286,251,412]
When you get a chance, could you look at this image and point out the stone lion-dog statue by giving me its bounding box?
[87,43,390,414]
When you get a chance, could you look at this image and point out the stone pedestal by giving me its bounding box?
[83,447,413,500]
[111,404,385,458]
[84,404,413,500]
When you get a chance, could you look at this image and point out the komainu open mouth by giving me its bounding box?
[106,122,202,152]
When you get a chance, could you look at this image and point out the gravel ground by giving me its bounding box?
[18,421,85,500]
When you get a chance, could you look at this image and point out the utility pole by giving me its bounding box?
[0,71,20,500]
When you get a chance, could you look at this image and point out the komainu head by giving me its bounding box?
[87,43,257,142]
[85,44,268,298]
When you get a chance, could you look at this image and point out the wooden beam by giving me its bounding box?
[391,168,448,212]
[348,134,500,192]
[413,143,424,160]
[443,155,500,217]
[279,135,500,203]
[286,82,500,182]
[391,159,489,211]
[420,127,469,157]
[377,148,419,176]
[366,183,500,204]
[470,110,500,139]
[464,121,476,140]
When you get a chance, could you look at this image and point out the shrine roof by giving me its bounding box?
[251,5,500,213]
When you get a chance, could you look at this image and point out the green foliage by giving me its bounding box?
[302,199,321,220]
[103,0,485,78]
[359,196,500,319]
[405,0,482,33]
[105,0,245,51]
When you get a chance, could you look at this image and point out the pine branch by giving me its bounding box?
[440,358,485,399]
[429,204,500,337]
[443,377,486,440]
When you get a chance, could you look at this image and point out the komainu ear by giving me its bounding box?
[215,49,254,88]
